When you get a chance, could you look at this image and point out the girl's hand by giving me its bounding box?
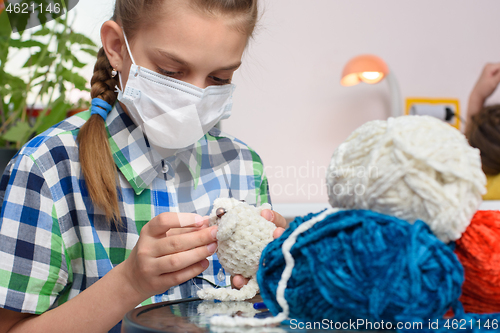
[165,216,210,236]
[121,213,218,300]
[471,63,500,102]
[232,209,287,289]
[261,209,287,239]
[467,63,500,128]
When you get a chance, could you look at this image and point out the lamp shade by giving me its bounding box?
[341,54,390,86]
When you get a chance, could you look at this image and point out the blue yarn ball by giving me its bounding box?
[257,209,464,325]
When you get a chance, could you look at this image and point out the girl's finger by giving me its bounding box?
[166,217,210,236]
[231,275,249,289]
[153,242,217,274]
[153,226,218,257]
[261,209,287,229]
[158,259,210,289]
[166,227,197,236]
[273,227,285,239]
[144,213,207,237]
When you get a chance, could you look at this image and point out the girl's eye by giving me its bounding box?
[157,67,180,77]
[210,76,231,85]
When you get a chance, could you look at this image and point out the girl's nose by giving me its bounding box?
[184,75,208,89]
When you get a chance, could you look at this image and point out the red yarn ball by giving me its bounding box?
[455,210,500,313]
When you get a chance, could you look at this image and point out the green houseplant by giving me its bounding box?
[0,1,98,172]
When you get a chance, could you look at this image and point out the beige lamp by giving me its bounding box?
[341,54,402,117]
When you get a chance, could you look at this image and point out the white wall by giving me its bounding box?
[224,0,500,204]
[70,0,500,204]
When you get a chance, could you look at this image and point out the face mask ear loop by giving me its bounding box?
[116,72,124,93]
[115,29,136,94]
[122,28,136,65]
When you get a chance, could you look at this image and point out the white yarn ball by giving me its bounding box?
[326,115,486,243]
[197,198,276,301]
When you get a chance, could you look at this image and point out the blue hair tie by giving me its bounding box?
[90,98,113,120]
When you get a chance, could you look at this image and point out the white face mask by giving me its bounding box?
[116,32,235,150]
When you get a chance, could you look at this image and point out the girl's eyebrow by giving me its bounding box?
[157,49,189,66]
[156,49,242,71]
[218,62,242,71]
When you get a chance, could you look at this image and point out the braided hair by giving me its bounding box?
[77,48,120,223]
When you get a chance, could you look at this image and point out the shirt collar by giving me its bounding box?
[105,103,239,195]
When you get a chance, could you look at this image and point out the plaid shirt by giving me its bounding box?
[0,104,270,318]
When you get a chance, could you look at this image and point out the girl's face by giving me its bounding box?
[119,5,248,90]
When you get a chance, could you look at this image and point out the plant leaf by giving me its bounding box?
[70,54,86,68]
[60,68,88,91]
[68,32,97,47]
[1,121,32,143]
[30,71,47,82]
[0,8,12,38]
[80,47,98,57]
[57,39,66,54]
[35,97,71,134]
[37,80,56,96]
[22,52,56,68]
[9,39,45,48]
[32,27,51,36]
[6,95,25,117]
[3,72,27,89]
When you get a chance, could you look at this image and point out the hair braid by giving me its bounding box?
[91,48,119,104]
[77,47,121,224]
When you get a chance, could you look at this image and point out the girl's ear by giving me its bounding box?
[101,20,126,72]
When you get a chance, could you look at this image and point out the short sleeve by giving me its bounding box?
[0,153,68,314]
[256,172,271,206]
[247,149,271,206]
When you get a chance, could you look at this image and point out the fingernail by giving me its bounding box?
[211,227,218,239]
[207,242,217,253]
[201,260,209,269]
[194,215,205,226]
[262,209,274,221]
[233,276,243,289]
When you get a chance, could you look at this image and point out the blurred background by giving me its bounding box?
[3,0,500,208]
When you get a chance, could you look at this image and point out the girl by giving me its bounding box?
[0,0,285,332]
[466,63,500,199]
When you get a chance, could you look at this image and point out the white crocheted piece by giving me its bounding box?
[197,198,276,301]
[194,301,289,332]
[326,115,486,243]
[197,301,259,318]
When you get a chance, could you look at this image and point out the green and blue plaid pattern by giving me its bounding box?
[0,104,270,321]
